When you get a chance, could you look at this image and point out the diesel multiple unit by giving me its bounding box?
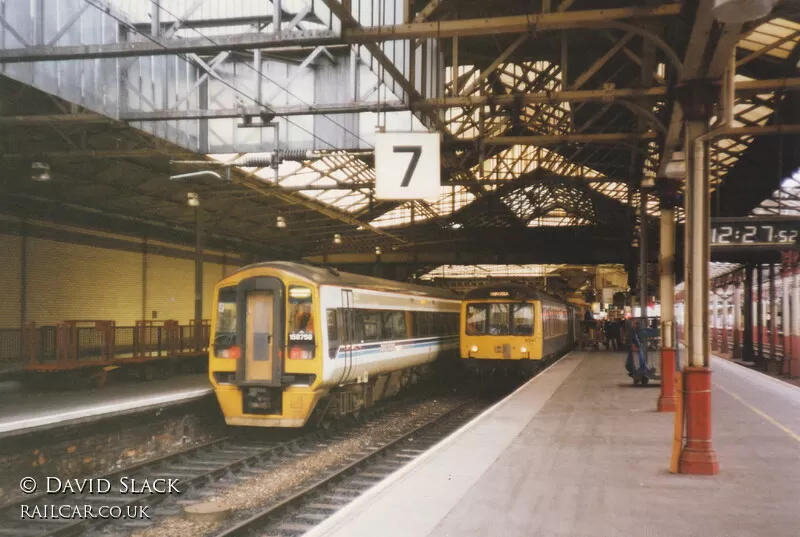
[209,262,461,428]
[460,284,580,374]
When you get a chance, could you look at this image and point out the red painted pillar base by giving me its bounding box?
[711,328,719,351]
[679,367,719,475]
[791,336,800,378]
[658,348,676,412]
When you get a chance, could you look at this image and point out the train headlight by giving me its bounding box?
[520,346,528,353]
[470,345,478,353]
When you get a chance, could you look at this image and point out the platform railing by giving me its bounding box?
[9,319,210,371]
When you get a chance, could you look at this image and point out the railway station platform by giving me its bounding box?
[0,373,212,437]
[305,350,800,537]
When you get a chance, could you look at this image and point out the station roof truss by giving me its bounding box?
[0,0,798,271]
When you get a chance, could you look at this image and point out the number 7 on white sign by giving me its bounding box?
[393,145,422,187]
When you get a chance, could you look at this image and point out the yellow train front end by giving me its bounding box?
[460,286,544,373]
[209,263,323,428]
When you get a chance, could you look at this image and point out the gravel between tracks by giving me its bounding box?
[130,397,463,537]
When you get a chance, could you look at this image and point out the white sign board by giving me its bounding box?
[375,132,441,200]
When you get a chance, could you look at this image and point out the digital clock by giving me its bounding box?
[710,217,800,250]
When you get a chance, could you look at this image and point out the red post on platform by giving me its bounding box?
[658,348,676,412]
[679,367,719,474]
[791,265,800,378]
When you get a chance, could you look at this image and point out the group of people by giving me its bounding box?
[600,318,626,351]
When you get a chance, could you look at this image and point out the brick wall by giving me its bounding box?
[0,216,243,329]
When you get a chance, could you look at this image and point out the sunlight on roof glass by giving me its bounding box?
[737,18,800,60]
[420,264,568,280]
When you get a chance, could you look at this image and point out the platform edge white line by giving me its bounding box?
[303,350,583,537]
[0,387,213,434]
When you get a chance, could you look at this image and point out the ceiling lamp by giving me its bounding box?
[187,192,200,207]
[276,216,287,229]
[375,246,382,255]
[31,162,51,182]
[711,0,776,23]
[333,233,342,245]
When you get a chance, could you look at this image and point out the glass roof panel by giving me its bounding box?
[420,264,568,280]
[737,18,800,60]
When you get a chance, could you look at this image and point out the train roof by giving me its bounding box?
[464,283,571,305]
[229,261,461,301]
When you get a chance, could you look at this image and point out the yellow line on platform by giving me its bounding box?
[714,383,800,444]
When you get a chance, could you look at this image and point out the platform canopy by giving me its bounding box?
[0,0,798,274]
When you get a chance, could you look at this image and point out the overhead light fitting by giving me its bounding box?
[31,162,51,182]
[711,0,776,23]
[375,246,382,255]
[187,192,200,207]
[333,234,342,245]
[276,216,287,229]
[450,222,463,229]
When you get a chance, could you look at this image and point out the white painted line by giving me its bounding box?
[0,388,212,434]
[304,350,583,537]
[711,353,800,395]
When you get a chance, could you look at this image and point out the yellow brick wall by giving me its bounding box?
[144,253,195,323]
[25,238,143,326]
[0,234,22,328]
[0,217,244,328]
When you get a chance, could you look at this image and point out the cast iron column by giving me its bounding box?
[657,186,677,412]
[743,265,754,362]
[676,78,719,475]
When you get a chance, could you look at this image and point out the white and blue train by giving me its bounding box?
[209,262,461,427]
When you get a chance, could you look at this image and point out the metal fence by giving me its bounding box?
[3,320,211,371]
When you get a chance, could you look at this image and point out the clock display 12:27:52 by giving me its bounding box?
[711,224,799,245]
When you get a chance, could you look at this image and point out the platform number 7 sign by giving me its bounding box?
[375,132,441,200]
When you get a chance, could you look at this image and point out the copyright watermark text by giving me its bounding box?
[21,504,150,520]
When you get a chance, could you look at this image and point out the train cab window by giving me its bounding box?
[512,304,534,335]
[382,311,407,340]
[288,286,314,339]
[466,305,487,335]
[214,287,237,354]
[488,304,510,335]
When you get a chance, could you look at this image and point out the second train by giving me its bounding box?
[460,284,581,375]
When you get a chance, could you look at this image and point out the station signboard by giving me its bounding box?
[375,132,441,200]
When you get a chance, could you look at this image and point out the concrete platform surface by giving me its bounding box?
[305,351,800,537]
[0,373,212,435]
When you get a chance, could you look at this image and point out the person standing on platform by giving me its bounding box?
[611,318,623,351]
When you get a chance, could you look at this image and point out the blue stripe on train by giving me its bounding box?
[332,335,459,359]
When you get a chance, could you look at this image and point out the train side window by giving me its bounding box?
[447,313,458,335]
[327,310,339,358]
[382,310,407,340]
[360,310,380,342]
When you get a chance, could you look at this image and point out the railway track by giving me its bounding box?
[0,386,475,537]
[208,397,495,537]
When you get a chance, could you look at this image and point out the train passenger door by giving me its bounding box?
[245,292,274,382]
[338,289,355,384]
